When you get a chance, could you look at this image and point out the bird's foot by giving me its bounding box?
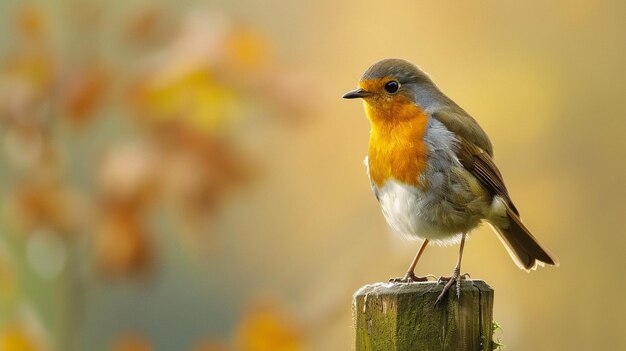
[434,268,470,305]
[389,271,435,283]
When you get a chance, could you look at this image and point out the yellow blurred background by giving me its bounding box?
[0,0,625,350]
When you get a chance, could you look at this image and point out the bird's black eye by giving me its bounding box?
[384,81,399,94]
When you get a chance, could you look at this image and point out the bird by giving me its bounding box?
[343,58,558,303]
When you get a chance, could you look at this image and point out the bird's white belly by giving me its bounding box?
[376,180,462,244]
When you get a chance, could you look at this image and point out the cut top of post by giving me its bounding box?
[353,280,494,351]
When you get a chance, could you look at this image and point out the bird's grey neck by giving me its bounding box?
[409,82,453,113]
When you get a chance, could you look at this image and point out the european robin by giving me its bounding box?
[343,58,558,303]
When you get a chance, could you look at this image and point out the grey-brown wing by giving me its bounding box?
[456,138,558,269]
[456,138,519,215]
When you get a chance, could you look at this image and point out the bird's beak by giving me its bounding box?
[342,88,371,99]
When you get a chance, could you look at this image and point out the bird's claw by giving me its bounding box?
[389,272,435,283]
[436,272,471,284]
[434,268,470,305]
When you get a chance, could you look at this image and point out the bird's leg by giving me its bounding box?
[435,233,468,304]
[389,239,433,283]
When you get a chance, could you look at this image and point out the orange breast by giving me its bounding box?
[366,99,429,188]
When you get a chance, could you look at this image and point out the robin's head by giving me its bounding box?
[343,59,437,122]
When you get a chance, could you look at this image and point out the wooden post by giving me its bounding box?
[353,280,494,351]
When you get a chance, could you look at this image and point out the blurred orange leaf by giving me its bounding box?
[0,325,41,351]
[95,210,152,279]
[110,333,152,351]
[61,65,109,125]
[5,53,54,94]
[125,8,164,44]
[8,177,84,236]
[234,302,303,351]
[16,7,46,40]
[225,27,270,72]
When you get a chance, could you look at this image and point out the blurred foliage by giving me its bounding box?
[0,2,309,350]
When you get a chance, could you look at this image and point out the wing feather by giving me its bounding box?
[455,137,519,215]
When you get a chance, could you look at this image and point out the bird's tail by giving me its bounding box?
[492,204,559,271]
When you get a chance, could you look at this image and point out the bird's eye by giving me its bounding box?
[384,81,399,94]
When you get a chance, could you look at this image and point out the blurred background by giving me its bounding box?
[0,0,624,350]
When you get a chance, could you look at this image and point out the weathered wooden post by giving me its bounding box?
[353,280,494,351]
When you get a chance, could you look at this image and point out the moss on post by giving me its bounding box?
[353,280,494,351]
